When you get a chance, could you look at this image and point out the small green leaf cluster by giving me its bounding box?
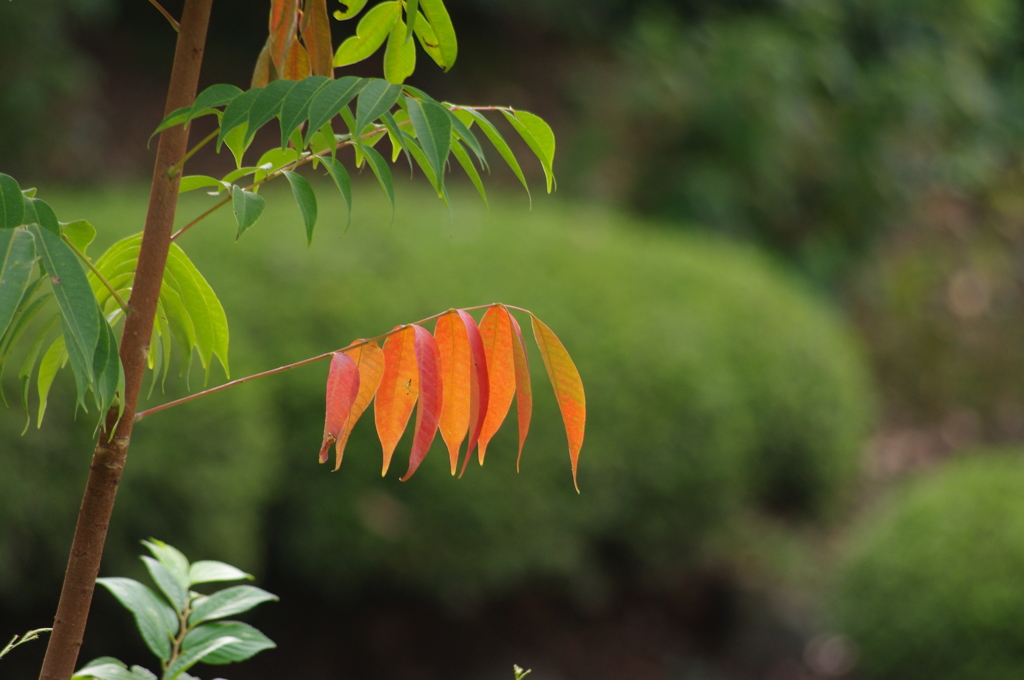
[158,75,555,242]
[73,540,277,680]
[0,173,123,430]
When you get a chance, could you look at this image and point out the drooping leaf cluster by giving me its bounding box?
[318,304,585,490]
[158,74,554,242]
[72,540,276,680]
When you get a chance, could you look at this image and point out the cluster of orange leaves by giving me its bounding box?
[318,304,585,490]
[254,0,335,86]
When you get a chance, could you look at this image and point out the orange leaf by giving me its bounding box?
[401,325,443,481]
[460,310,489,477]
[301,0,334,77]
[530,314,585,492]
[318,352,360,464]
[508,310,533,471]
[476,305,516,465]
[375,326,419,476]
[252,36,273,88]
[332,340,385,470]
[434,311,472,474]
[282,38,312,81]
[269,0,299,74]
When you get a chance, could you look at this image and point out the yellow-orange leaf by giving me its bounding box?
[434,311,472,474]
[477,305,516,464]
[282,38,312,81]
[530,313,585,491]
[252,37,273,88]
[507,310,533,471]
[460,309,489,477]
[300,0,334,77]
[333,340,385,470]
[401,325,443,481]
[319,352,360,464]
[269,0,300,74]
[375,326,419,476]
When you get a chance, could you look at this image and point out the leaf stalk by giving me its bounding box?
[148,0,180,31]
[167,129,218,179]
[60,233,130,313]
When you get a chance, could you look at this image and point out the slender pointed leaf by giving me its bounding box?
[333,1,401,67]
[530,313,585,491]
[181,621,275,664]
[382,110,413,167]
[279,75,330,147]
[188,586,278,626]
[383,17,416,84]
[320,157,353,229]
[419,0,456,71]
[252,37,273,88]
[405,96,450,187]
[401,131,442,195]
[477,305,516,464]
[459,309,489,476]
[305,76,366,146]
[335,340,385,469]
[150,106,192,141]
[282,171,318,245]
[0,173,25,229]
[434,311,471,474]
[412,10,445,68]
[446,108,487,169]
[189,84,243,122]
[401,325,443,481]
[269,0,299,73]
[507,310,532,469]
[301,0,334,76]
[163,636,241,680]
[217,88,262,150]
[501,109,556,193]
[246,80,296,147]
[355,79,403,136]
[164,244,230,380]
[72,661,143,680]
[318,351,360,464]
[189,561,253,586]
[35,336,65,427]
[141,539,190,589]
[140,556,187,613]
[404,0,419,42]
[462,108,531,202]
[282,37,312,81]
[91,309,122,414]
[178,175,226,194]
[375,326,418,475]
[231,185,267,239]
[360,145,395,215]
[19,316,57,429]
[0,228,36,338]
[450,139,487,206]
[97,577,178,661]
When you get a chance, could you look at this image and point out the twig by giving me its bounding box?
[148,0,180,31]
[167,129,218,179]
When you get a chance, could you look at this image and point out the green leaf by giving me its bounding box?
[334,0,369,20]
[19,315,57,430]
[188,561,253,585]
[320,157,353,229]
[461,108,531,203]
[28,221,99,408]
[246,79,296,146]
[501,109,556,193]
[72,660,144,680]
[163,636,241,680]
[181,622,275,664]
[382,110,413,166]
[333,1,401,67]
[61,220,96,255]
[355,79,403,137]
[450,138,487,206]
[159,285,196,377]
[283,171,318,245]
[96,577,178,661]
[219,166,259,185]
[25,197,60,235]
[305,76,366,147]
[360,145,395,217]
[222,124,250,169]
[141,539,191,588]
[217,88,262,151]
[231,185,266,240]
[383,17,416,84]
[0,173,24,229]
[140,556,188,613]
[35,335,65,427]
[278,75,330,147]
[164,244,230,381]
[188,585,278,626]
[253,147,300,184]
[1,282,48,371]
[404,0,420,42]
[446,108,487,169]
[0,228,37,338]
[412,11,445,69]
[401,131,442,195]
[178,176,226,194]
[309,121,337,161]
[189,83,243,121]
[90,309,122,415]
[405,96,451,188]
[419,0,456,71]
[150,106,192,141]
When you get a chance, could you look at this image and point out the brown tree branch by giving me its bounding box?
[37,0,213,678]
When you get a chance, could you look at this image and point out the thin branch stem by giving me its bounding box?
[167,129,218,179]
[170,196,229,241]
[60,234,130,313]
[134,304,502,421]
[148,0,180,31]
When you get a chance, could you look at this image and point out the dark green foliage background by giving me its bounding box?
[833,450,1024,680]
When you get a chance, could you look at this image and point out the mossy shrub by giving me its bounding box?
[834,450,1024,680]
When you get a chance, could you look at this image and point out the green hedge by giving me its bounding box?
[833,450,1024,680]
[0,182,873,607]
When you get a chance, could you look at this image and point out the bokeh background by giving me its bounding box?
[5,1,1024,678]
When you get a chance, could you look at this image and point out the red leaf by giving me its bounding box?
[282,37,312,81]
[269,0,300,74]
[508,310,533,471]
[318,352,360,464]
[530,314,585,492]
[332,340,385,470]
[301,0,334,77]
[459,310,489,477]
[476,305,516,464]
[252,36,273,88]
[375,326,419,475]
[400,325,443,481]
[434,311,472,474]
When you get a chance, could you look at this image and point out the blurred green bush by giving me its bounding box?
[0,183,873,610]
[834,450,1024,680]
